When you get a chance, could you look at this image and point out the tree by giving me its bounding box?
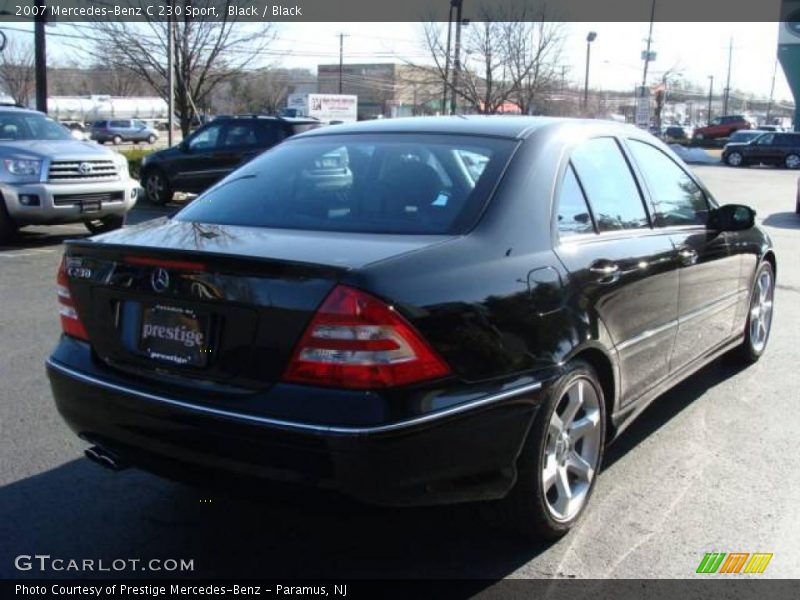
[0,38,35,106]
[421,2,565,115]
[218,68,314,115]
[84,1,277,135]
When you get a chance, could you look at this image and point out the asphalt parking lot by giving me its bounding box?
[1,165,799,580]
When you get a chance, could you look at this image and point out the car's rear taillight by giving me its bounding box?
[283,285,451,389]
[57,256,88,341]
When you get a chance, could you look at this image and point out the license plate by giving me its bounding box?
[139,304,209,367]
[80,200,101,213]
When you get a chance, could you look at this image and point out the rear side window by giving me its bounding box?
[109,120,129,128]
[223,123,258,147]
[556,164,594,238]
[627,140,708,227]
[175,134,517,235]
[571,138,649,232]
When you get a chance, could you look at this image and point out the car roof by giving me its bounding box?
[213,114,319,124]
[297,115,641,140]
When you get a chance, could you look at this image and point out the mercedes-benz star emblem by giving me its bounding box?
[78,162,93,175]
[151,268,170,293]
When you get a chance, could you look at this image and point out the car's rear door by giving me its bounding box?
[553,137,680,405]
[624,139,740,372]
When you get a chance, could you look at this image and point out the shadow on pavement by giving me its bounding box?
[604,355,748,469]
[762,211,800,230]
[0,457,552,580]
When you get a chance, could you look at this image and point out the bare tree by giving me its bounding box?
[504,17,565,114]
[421,2,565,114]
[220,68,310,114]
[82,1,277,135]
[0,38,35,106]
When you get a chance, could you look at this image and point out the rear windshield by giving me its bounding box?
[175,133,516,235]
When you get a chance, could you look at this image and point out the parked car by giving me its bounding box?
[90,119,159,145]
[47,117,775,539]
[692,115,751,141]
[139,115,321,204]
[0,107,138,243]
[663,125,693,142]
[723,131,800,168]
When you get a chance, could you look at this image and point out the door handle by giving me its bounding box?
[677,248,698,265]
[589,260,620,284]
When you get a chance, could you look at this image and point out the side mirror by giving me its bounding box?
[708,204,755,232]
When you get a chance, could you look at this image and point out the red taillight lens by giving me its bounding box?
[57,256,88,341]
[283,285,451,389]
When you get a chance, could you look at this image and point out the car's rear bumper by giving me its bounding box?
[46,343,545,506]
[2,180,138,225]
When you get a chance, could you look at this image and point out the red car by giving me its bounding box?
[693,115,752,141]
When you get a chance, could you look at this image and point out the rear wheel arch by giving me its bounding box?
[762,250,776,278]
[570,347,617,441]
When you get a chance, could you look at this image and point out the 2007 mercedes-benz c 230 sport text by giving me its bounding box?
[47,117,776,538]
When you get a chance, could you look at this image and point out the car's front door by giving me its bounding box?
[625,139,741,373]
[554,137,680,405]
[171,122,229,193]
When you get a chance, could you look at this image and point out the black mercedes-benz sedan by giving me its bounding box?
[47,117,775,538]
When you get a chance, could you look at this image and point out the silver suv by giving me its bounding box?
[0,108,138,243]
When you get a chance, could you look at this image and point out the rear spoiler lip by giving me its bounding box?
[63,239,351,280]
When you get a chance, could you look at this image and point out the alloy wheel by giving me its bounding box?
[786,154,800,169]
[727,152,742,167]
[749,268,774,354]
[145,173,165,203]
[542,378,603,522]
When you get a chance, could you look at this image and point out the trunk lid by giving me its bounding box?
[64,219,453,390]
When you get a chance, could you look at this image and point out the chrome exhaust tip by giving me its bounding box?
[84,445,128,472]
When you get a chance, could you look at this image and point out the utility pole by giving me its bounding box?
[707,75,714,125]
[766,55,778,123]
[641,0,656,88]
[167,6,175,147]
[338,33,349,94]
[584,32,597,113]
[723,37,732,116]
[440,3,455,115]
[450,0,464,115]
[34,4,48,113]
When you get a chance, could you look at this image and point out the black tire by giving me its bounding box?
[785,154,800,169]
[732,261,775,364]
[84,214,125,235]
[0,197,19,244]
[493,359,606,539]
[142,168,172,205]
[726,151,744,167]
[112,135,123,145]
[148,134,157,144]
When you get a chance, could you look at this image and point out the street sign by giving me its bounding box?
[641,50,657,61]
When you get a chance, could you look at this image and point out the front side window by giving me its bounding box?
[188,124,223,151]
[570,137,649,232]
[556,164,594,238]
[176,134,516,235]
[627,140,708,227]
